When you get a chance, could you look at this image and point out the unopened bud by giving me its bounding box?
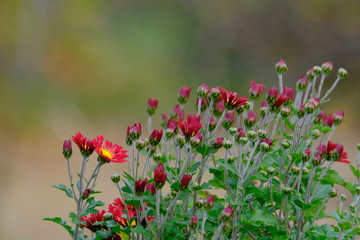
[340,194,347,201]
[329,188,338,198]
[313,66,322,75]
[282,187,292,195]
[349,203,356,212]
[197,83,210,99]
[312,129,321,140]
[357,143,360,151]
[247,130,257,140]
[302,167,310,175]
[209,87,221,101]
[267,167,275,175]
[321,62,333,75]
[291,165,300,175]
[260,141,270,152]
[176,136,185,148]
[306,69,315,82]
[281,140,291,149]
[228,127,238,136]
[164,194,172,202]
[103,212,113,221]
[62,140,72,159]
[296,76,308,91]
[190,137,201,148]
[111,174,121,183]
[356,186,360,195]
[81,188,91,200]
[205,195,215,210]
[227,156,236,164]
[275,59,287,74]
[337,68,348,79]
[237,137,248,145]
[195,198,205,209]
[312,155,322,166]
[189,216,198,229]
[208,118,217,132]
[220,206,233,221]
[258,129,267,139]
[153,153,163,162]
[302,149,311,162]
[136,139,147,151]
[297,104,305,118]
[222,139,232,149]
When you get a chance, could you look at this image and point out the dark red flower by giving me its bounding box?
[315,144,327,159]
[221,88,247,110]
[93,135,128,163]
[135,178,148,196]
[271,94,288,110]
[154,163,167,189]
[178,114,203,140]
[179,174,192,190]
[149,129,163,146]
[71,132,94,157]
[80,210,106,232]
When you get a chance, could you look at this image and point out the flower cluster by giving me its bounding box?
[47,60,360,240]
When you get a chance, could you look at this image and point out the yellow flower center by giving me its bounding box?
[100,148,113,159]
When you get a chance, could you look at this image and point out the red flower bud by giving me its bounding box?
[63,139,72,159]
[244,111,256,128]
[135,178,148,196]
[221,206,233,221]
[149,129,163,146]
[197,83,210,99]
[147,98,159,116]
[81,188,91,200]
[145,183,156,195]
[179,174,192,190]
[178,86,191,104]
[275,59,287,74]
[154,163,167,189]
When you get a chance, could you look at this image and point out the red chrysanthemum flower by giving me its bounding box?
[71,132,95,157]
[108,198,137,227]
[326,141,350,163]
[93,135,128,163]
[80,210,106,232]
[221,88,247,110]
[149,129,163,146]
[178,114,203,140]
[323,114,335,127]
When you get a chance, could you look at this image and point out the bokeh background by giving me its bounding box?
[0,0,359,239]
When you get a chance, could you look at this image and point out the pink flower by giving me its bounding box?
[212,137,224,149]
[205,195,215,209]
[127,123,142,140]
[221,206,233,221]
[172,104,185,120]
[249,80,265,100]
[323,114,335,127]
[213,100,225,117]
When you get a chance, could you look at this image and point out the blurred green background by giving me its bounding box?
[1,0,359,239]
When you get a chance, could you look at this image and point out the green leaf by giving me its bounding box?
[43,217,74,237]
[245,209,278,227]
[349,165,360,178]
[196,145,214,157]
[338,221,353,230]
[52,184,74,199]
[131,226,153,237]
[189,161,201,174]
[82,198,104,216]
[311,184,331,202]
[69,212,81,225]
[284,118,295,131]
[124,199,141,208]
